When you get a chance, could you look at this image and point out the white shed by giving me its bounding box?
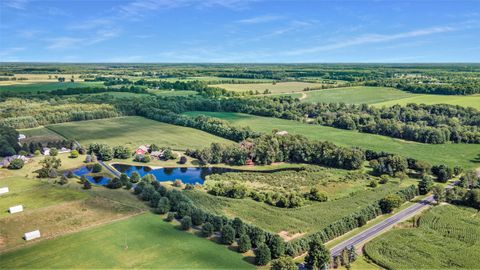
[24,230,41,241]
[9,205,24,214]
[0,187,9,195]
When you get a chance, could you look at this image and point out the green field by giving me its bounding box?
[0,82,103,93]
[373,93,480,110]
[46,116,233,150]
[0,213,253,269]
[19,127,65,144]
[215,82,327,94]
[183,111,480,169]
[297,86,414,104]
[148,89,198,96]
[364,205,480,269]
[187,179,413,234]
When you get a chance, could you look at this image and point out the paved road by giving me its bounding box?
[330,181,458,256]
[98,160,120,177]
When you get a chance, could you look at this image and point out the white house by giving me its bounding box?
[42,148,50,156]
[9,205,24,214]
[24,230,41,241]
[0,187,9,195]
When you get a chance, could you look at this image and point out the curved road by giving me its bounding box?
[330,181,458,256]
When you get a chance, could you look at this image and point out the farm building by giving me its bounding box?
[150,150,164,159]
[42,148,50,156]
[9,205,24,214]
[18,134,26,140]
[0,187,9,195]
[136,145,149,155]
[1,155,29,168]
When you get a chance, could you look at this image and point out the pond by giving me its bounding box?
[72,164,304,186]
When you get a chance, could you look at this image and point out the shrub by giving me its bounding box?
[66,170,74,178]
[270,256,296,270]
[49,148,58,156]
[130,171,141,183]
[179,156,187,164]
[308,187,328,202]
[173,179,183,187]
[269,235,285,259]
[8,158,24,169]
[418,175,434,195]
[70,150,79,158]
[379,175,389,184]
[106,177,123,189]
[165,212,175,222]
[201,222,214,237]
[180,216,192,230]
[34,149,41,156]
[92,163,102,173]
[134,154,150,163]
[254,243,271,266]
[191,208,206,226]
[221,225,235,245]
[83,180,92,189]
[237,234,251,253]
[58,175,68,185]
[379,194,403,213]
[369,180,378,188]
[156,197,171,214]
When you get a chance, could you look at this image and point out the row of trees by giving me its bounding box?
[0,125,20,156]
[367,80,480,95]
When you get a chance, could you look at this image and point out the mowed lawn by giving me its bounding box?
[214,82,327,94]
[0,213,254,269]
[184,112,480,169]
[0,82,103,93]
[364,205,480,269]
[298,86,414,104]
[46,116,233,150]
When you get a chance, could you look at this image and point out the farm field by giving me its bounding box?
[183,111,480,169]
[186,178,415,234]
[148,89,198,96]
[19,127,65,144]
[295,86,414,104]
[46,116,233,150]
[214,81,328,94]
[0,213,254,269]
[373,93,480,110]
[0,82,103,93]
[364,205,480,269]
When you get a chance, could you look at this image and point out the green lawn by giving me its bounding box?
[0,82,103,93]
[364,205,480,269]
[297,86,414,104]
[373,93,480,110]
[0,213,254,269]
[46,116,233,150]
[183,111,480,169]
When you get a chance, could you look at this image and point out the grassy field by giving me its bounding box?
[19,127,65,144]
[46,116,233,150]
[364,205,480,269]
[0,82,103,93]
[373,93,480,110]
[296,86,414,104]
[148,89,198,96]
[184,111,480,169]
[214,82,327,94]
[0,213,254,269]
[186,178,414,234]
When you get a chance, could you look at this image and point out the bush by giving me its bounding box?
[83,180,92,189]
[156,197,171,214]
[254,243,271,266]
[173,179,183,187]
[237,234,251,253]
[191,208,206,226]
[379,194,403,213]
[369,180,378,188]
[134,154,150,163]
[58,175,68,185]
[379,175,389,184]
[180,216,192,230]
[221,225,235,245]
[92,163,102,173]
[270,256,296,270]
[130,171,141,183]
[8,159,24,169]
[269,235,285,259]
[34,150,41,156]
[165,212,175,222]
[49,148,58,156]
[201,222,214,237]
[70,150,79,158]
[66,170,74,178]
[418,175,434,195]
[106,177,123,189]
[308,187,328,202]
[179,156,187,164]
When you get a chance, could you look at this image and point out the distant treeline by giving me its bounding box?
[367,80,480,95]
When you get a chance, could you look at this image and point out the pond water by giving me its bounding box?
[72,167,111,185]
[72,164,303,186]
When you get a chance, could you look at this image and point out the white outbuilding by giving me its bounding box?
[24,230,41,241]
[0,187,9,195]
[9,205,24,214]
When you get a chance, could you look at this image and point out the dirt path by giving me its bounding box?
[300,92,307,100]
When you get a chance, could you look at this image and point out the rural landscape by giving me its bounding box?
[0,1,479,270]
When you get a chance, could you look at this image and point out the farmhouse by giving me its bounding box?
[136,145,149,155]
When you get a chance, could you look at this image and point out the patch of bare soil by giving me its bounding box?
[278,230,305,241]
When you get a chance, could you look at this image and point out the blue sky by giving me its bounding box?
[0,0,479,62]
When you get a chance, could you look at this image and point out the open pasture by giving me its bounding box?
[0,82,103,93]
[19,127,65,144]
[214,81,327,94]
[47,116,233,150]
[364,205,480,269]
[373,93,480,110]
[0,213,254,269]
[183,111,480,169]
[187,178,413,234]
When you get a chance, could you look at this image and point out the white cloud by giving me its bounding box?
[0,47,26,58]
[287,26,455,56]
[46,37,83,49]
[236,15,282,24]
[3,0,28,10]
